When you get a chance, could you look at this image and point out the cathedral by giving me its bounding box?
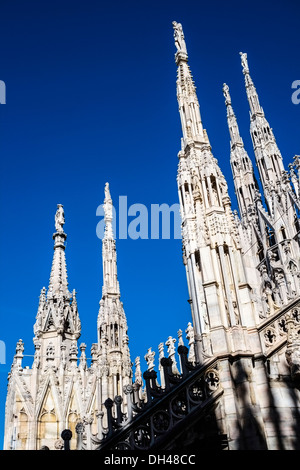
[4,22,300,451]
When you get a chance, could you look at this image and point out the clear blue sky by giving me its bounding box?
[0,0,299,449]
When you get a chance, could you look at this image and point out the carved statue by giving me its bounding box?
[55,204,65,233]
[16,339,24,355]
[46,342,55,360]
[134,357,142,385]
[145,347,155,371]
[286,345,300,384]
[104,182,111,202]
[104,182,113,231]
[260,265,273,296]
[172,21,187,54]
[240,52,249,74]
[223,83,231,105]
[260,264,277,314]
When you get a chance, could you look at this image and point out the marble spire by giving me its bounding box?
[48,204,70,300]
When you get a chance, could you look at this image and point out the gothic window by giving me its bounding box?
[205,177,210,204]
[266,226,276,247]
[110,324,114,346]
[65,313,72,332]
[211,176,219,206]
[261,158,269,180]
[114,324,119,347]
[272,154,280,178]
[194,250,201,272]
[269,230,276,247]
[239,187,244,202]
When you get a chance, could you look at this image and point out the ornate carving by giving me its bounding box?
[55,204,65,233]
[172,21,187,55]
[240,52,249,74]
[152,410,170,433]
[264,327,277,347]
[133,425,151,449]
[285,312,300,383]
[205,368,220,393]
[171,392,188,418]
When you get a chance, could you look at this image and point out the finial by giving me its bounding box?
[55,204,65,233]
[49,204,69,298]
[223,83,231,106]
[172,21,187,55]
[104,182,111,202]
[103,182,114,239]
[240,52,249,75]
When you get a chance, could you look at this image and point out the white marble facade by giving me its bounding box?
[4,23,300,450]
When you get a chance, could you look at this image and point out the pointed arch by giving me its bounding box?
[36,387,59,450]
[44,309,56,332]
[66,385,82,450]
[19,408,29,450]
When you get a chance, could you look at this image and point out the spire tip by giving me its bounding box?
[103,183,114,239]
[240,52,249,74]
[104,182,111,201]
[223,83,231,105]
[55,204,65,234]
[173,21,188,57]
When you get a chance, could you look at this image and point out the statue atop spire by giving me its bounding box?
[240,50,286,193]
[49,204,69,299]
[55,204,65,233]
[223,83,231,105]
[98,182,132,405]
[240,52,249,74]
[172,21,187,55]
[223,82,259,217]
[103,182,114,240]
[223,82,242,144]
[173,21,205,142]
[104,181,111,201]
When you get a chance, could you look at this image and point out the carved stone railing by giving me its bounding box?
[258,298,300,356]
[93,347,223,451]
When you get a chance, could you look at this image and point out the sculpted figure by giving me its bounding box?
[145,347,155,371]
[240,52,249,74]
[223,83,231,104]
[286,346,300,383]
[172,21,187,54]
[104,182,113,224]
[104,182,111,202]
[55,204,65,233]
